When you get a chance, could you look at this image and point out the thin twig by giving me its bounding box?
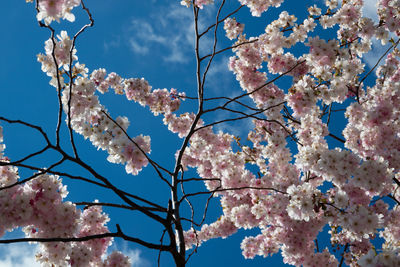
[66,0,95,159]
[180,186,286,203]
[75,201,166,212]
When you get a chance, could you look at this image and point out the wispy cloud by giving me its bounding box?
[130,20,167,44]
[129,38,150,55]
[0,243,40,267]
[206,56,231,78]
[214,116,254,137]
[204,55,238,95]
[126,4,215,63]
[104,36,121,52]
[363,39,391,69]
[360,0,395,70]
[362,0,379,22]
[124,248,150,267]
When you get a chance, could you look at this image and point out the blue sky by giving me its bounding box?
[0,0,386,266]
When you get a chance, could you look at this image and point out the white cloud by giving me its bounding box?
[126,3,215,63]
[130,20,167,44]
[0,243,40,267]
[203,56,237,94]
[362,0,379,22]
[214,117,254,137]
[129,38,150,55]
[210,86,257,138]
[206,56,231,78]
[164,42,187,63]
[104,36,121,52]
[359,0,395,70]
[363,39,391,69]
[124,248,150,267]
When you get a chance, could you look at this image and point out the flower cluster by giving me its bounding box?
[0,127,4,158]
[183,216,237,249]
[36,30,187,176]
[238,0,285,17]
[37,30,76,85]
[101,251,131,267]
[286,183,320,222]
[26,0,81,24]
[358,249,400,267]
[378,0,400,33]
[180,0,214,9]
[0,126,131,266]
[224,18,244,40]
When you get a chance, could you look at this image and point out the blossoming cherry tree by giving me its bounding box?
[0,0,400,266]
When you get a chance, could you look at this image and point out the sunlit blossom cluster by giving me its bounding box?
[36,29,187,175]
[358,249,400,267]
[180,0,214,9]
[26,0,81,24]
[237,0,285,17]
[286,183,320,222]
[0,130,130,266]
[223,18,244,40]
